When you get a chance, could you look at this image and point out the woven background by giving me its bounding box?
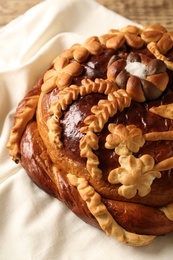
[0,0,173,30]
[97,0,173,30]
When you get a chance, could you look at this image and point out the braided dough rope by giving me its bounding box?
[67,173,155,247]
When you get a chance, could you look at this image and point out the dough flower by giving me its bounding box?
[105,124,145,155]
[108,154,161,198]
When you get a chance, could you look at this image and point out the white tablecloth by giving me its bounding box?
[0,0,173,259]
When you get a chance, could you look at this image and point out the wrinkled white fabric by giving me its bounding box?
[0,0,173,259]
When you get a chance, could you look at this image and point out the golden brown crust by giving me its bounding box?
[7,24,173,247]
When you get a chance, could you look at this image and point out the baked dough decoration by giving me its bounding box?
[7,24,173,246]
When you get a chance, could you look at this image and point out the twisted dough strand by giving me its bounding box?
[47,79,119,148]
[47,116,63,149]
[80,131,102,179]
[67,174,155,246]
[7,95,39,162]
[80,89,131,179]
[47,85,80,147]
[80,89,131,133]
[49,85,80,118]
[80,78,118,96]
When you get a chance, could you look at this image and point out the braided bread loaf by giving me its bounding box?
[7,24,173,246]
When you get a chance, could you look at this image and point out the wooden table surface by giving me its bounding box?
[0,0,173,30]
